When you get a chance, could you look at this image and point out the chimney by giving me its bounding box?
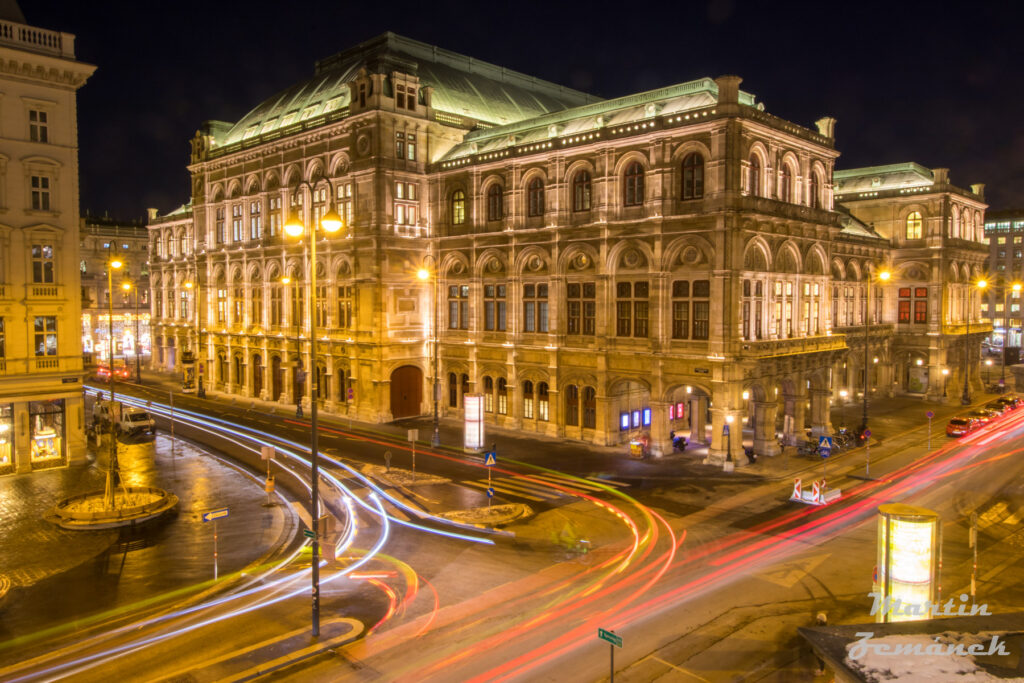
[932,168,949,185]
[970,183,986,200]
[714,75,742,105]
[815,117,836,138]
[146,208,158,221]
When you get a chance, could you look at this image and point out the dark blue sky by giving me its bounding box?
[31,0,1024,220]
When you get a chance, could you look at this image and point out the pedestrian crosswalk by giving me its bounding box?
[462,473,630,502]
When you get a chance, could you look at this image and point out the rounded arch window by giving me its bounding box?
[451,189,466,225]
[808,171,821,209]
[778,163,793,202]
[681,153,704,200]
[527,177,545,217]
[486,184,503,221]
[623,162,645,206]
[572,170,592,212]
[749,155,761,196]
[906,211,923,240]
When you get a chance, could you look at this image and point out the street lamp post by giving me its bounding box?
[283,179,344,639]
[985,359,993,387]
[184,278,206,398]
[861,267,891,439]
[417,257,441,447]
[122,281,142,382]
[104,257,124,507]
[962,279,988,405]
[942,367,950,398]
[1003,282,1021,390]
[839,389,848,428]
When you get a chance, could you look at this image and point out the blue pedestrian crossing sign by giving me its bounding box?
[818,436,832,458]
[486,487,495,498]
[483,451,497,466]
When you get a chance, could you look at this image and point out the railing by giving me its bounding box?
[0,355,81,375]
[738,334,847,358]
[942,322,993,336]
[25,284,64,300]
[0,19,75,58]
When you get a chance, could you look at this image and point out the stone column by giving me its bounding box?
[708,408,749,466]
[689,395,707,444]
[649,400,671,457]
[809,389,833,438]
[752,400,781,456]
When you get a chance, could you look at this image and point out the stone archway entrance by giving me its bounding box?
[271,355,282,401]
[390,365,423,419]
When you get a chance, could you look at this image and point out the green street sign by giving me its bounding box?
[598,628,622,648]
[303,529,315,539]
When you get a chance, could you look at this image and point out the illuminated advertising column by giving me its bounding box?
[875,503,939,623]
[464,393,485,453]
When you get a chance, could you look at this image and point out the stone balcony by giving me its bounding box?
[737,333,847,359]
[0,19,75,58]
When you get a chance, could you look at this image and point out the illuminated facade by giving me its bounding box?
[981,209,1024,350]
[148,33,987,463]
[0,5,94,475]
[80,214,151,369]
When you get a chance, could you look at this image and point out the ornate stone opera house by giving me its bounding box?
[147,32,989,464]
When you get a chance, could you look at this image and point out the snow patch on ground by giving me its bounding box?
[435,503,530,527]
[845,631,1023,682]
[360,464,449,487]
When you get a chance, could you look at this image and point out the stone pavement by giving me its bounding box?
[0,422,293,642]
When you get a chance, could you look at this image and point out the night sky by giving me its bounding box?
[29,0,1024,221]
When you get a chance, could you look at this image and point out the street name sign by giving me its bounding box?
[598,628,622,648]
[303,528,315,539]
[202,508,229,522]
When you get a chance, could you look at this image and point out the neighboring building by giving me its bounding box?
[981,208,1024,350]
[0,4,95,475]
[79,213,151,369]
[147,32,988,463]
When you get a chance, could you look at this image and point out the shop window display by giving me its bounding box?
[0,404,12,475]
[30,399,65,469]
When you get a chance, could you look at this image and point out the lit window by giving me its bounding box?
[31,244,54,283]
[616,281,649,338]
[572,171,592,212]
[682,153,704,200]
[484,284,506,331]
[523,283,548,333]
[906,211,923,239]
[268,196,282,236]
[249,200,262,240]
[33,316,57,356]
[448,285,469,329]
[451,190,466,225]
[748,155,761,196]
[672,280,711,340]
[624,162,644,206]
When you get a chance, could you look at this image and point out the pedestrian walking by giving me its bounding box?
[295,403,303,418]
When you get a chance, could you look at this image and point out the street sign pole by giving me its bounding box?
[864,429,872,477]
[408,429,418,483]
[597,628,622,681]
[214,519,219,581]
[484,446,497,508]
[926,411,934,451]
[202,507,230,579]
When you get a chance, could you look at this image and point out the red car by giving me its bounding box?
[96,365,130,380]
[946,417,980,437]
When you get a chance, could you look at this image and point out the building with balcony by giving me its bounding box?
[79,213,151,371]
[0,4,95,475]
[981,208,1024,353]
[147,32,988,464]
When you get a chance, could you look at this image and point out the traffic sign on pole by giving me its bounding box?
[202,507,229,522]
[487,487,495,498]
[483,451,497,466]
[818,435,832,459]
[598,628,622,648]
[303,528,315,539]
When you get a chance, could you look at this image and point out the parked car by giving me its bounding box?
[985,400,1012,415]
[993,396,1022,411]
[117,407,155,435]
[966,409,997,425]
[946,417,980,437]
[96,365,130,380]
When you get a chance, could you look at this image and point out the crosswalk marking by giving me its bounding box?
[463,473,632,502]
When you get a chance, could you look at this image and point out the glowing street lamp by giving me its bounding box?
[942,367,950,398]
[962,279,987,405]
[282,179,344,639]
[417,259,441,447]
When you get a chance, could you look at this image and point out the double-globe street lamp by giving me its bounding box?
[962,279,988,405]
[104,257,124,506]
[860,266,891,440]
[417,256,441,447]
[283,179,344,638]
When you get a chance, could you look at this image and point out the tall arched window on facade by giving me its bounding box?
[906,211,923,239]
[448,372,458,408]
[582,386,597,429]
[527,178,545,217]
[681,153,704,200]
[483,375,494,412]
[486,184,503,221]
[749,155,761,196]
[951,205,960,239]
[537,382,550,421]
[523,380,534,419]
[497,378,508,415]
[808,171,820,209]
[565,384,579,426]
[624,162,644,206]
[778,164,792,202]
[572,170,592,212]
[451,190,466,225]
[461,373,470,404]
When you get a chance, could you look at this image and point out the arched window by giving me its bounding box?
[778,164,792,202]
[448,372,458,408]
[537,382,550,421]
[906,211,923,240]
[963,210,973,241]
[483,375,494,412]
[451,190,466,225]
[497,378,508,415]
[749,155,761,196]
[461,373,470,403]
[486,184,503,221]
[681,153,704,200]
[565,384,579,426]
[523,380,534,419]
[582,386,597,429]
[527,178,545,217]
[808,171,820,209]
[951,206,960,239]
[624,162,644,206]
[572,171,591,212]
[217,353,227,383]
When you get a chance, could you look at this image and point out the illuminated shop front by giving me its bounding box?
[0,404,13,475]
[83,312,151,363]
[29,399,66,470]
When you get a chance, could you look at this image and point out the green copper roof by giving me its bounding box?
[218,32,601,148]
[833,162,934,194]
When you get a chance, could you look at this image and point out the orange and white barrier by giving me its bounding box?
[791,477,841,506]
